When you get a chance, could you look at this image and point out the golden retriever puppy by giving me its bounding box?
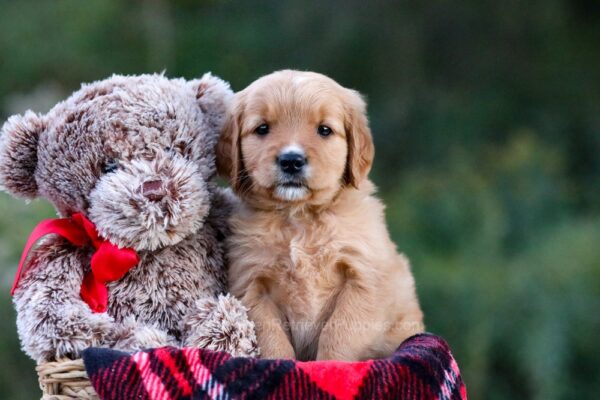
[216,70,424,361]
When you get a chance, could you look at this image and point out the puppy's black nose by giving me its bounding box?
[278,152,306,175]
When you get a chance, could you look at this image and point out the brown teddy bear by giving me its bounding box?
[0,73,258,362]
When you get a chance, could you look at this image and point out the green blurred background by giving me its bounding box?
[0,1,598,399]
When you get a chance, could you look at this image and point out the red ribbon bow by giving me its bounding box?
[10,213,139,313]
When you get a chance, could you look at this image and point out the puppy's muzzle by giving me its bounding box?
[277,151,307,175]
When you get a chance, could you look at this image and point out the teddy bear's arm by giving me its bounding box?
[110,316,178,352]
[181,293,259,357]
[12,239,115,362]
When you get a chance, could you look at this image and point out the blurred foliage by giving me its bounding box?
[0,0,598,399]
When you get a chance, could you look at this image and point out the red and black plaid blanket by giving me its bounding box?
[82,333,466,400]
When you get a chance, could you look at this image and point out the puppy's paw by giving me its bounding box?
[182,294,259,357]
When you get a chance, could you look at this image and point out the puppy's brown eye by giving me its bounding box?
[255,124,269,135]
[317,125,333,137]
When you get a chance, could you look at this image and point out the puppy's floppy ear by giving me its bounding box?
[194,72,234,135]
[343,89,374,188]
[0,111,46,199]
[215,93,247,192]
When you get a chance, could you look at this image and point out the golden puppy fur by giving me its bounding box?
[217,70,424,361]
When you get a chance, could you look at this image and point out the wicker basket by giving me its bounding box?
[36,358,98,400]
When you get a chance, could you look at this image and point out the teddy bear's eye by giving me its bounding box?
[166,142,190,157]
[102,160,119,174]
[164,146,179,158]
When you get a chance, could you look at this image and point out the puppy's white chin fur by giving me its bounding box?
[274,185,309,201]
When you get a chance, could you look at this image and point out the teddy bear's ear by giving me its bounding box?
[0,111,46,199]
[193,73,234,135]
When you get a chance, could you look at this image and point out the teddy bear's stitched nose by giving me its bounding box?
[142,179,165,201]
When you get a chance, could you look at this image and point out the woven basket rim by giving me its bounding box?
[37,357,98,400]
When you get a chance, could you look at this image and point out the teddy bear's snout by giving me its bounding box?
[89,155,210,251]
[142,179,165,202]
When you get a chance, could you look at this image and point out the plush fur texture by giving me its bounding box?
[217,70,424,361]
[0,73,257,362]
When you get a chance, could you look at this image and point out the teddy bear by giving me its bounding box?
[0,73,258,362]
